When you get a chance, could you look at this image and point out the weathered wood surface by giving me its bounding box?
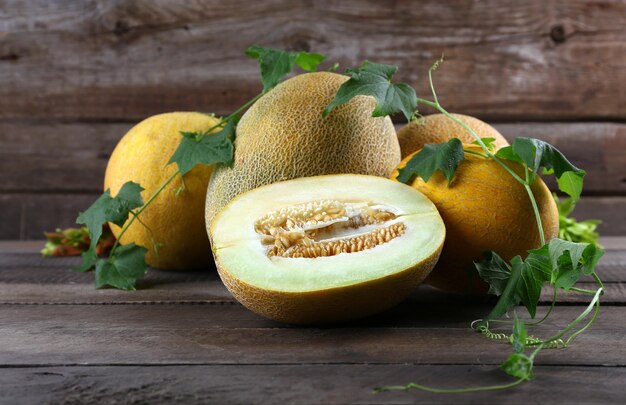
[1,121,625,239]
[2,365,624,405]
[0,241,624,403]
[1,0,625,121]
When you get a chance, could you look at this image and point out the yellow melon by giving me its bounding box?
[392,145,559,294]
[210,174,445,324]
[205,71,401,226]
[397,113,509,159]
[104,112,221,270]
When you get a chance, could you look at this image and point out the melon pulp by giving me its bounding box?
[209,175,446,324]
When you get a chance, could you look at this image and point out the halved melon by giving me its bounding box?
[209,174,445,324]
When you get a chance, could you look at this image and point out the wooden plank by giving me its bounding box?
[2,121,625,194]
[1,1,625,120]
[0,305,623,366]
[0,245,623,304]
[0,365,624,404]
[0,193,625,241]
[0,120,130,193]
[0,194,98,239]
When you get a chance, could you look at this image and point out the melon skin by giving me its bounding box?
[397,114,509,159]
[393,149,559,294]
[215,246,441,325]
[209,174,446,325]
[205,71,401,226]
[104,112,221,270]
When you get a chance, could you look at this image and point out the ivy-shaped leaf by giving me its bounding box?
[501,138,586,201]
[75,182,144,272]
[168,119,236,176]
[395,138,465,184]
[475,250,512,296]
[246,45,325,91]
[95,243,148,290]
[322,61,417,121]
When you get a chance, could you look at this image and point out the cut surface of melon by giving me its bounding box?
[210,174,445,324]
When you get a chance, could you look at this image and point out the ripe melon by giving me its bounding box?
[210,174,445,324]
[392,146,559,294]
[205,71,401,226]
[104,112,221,270]
[397,114,509,159]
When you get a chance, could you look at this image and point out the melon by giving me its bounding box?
[392,145,559,294]
[397,114,509,159]
[104,112,221,270]
[210,174,445,324]
[205,71,401,226]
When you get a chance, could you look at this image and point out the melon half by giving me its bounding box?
[209,174,446,324]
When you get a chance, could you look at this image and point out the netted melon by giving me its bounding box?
[397,114,509,159]
[205,71,401,226]
[392,145,559,294]
[104,112,221,270]
[209,174,445,324]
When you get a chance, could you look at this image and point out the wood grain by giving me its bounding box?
[2,193,624,240]
[0,246,623,304]
[0,0,625,121]
[0,304,624,366]
[1,121,624,194]
[1,365,624,405]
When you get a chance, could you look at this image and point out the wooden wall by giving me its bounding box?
[1,0,625,239]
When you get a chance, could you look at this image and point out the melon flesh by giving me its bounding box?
[210,174,445,324]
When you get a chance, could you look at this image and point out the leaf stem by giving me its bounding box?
[416,99,525,185]
[463,149,488,158]
[109,170,180,256]
[376,378,525,394]
[524,183,546,246]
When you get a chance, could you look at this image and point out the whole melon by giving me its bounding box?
[104,112,221,270]
[205,71,401,226]
[392,145,559,294]
[397,114,509,159]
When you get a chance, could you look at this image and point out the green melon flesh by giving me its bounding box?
[209,174,446,324]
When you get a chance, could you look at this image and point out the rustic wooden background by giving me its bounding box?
[1,0,625,240]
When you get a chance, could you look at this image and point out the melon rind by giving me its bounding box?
[210,174,445,324]
[205,71,401,227]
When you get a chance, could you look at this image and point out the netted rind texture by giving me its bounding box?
[214,243,442,325]
[205,72,400,226]
[397,113,509,159]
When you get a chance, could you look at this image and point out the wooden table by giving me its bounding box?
[1,239,625,404]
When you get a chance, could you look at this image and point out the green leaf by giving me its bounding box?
[475,250,512,296]
[75,182,144,272]
[396,138,464,184]
[547,238,604,290]
[322,61,417,121]
[472,137,496,151]
[511,315,527,354]
[501,353,533,380]
[168,120,236,176]
[555,194,602,246]
[246,45,325,91]
[477,255,524,327]
[495,146,523,164]
[295,52,326,72]
[517,253,549,318]
[95,243,148,290]
[511,138,586,201]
